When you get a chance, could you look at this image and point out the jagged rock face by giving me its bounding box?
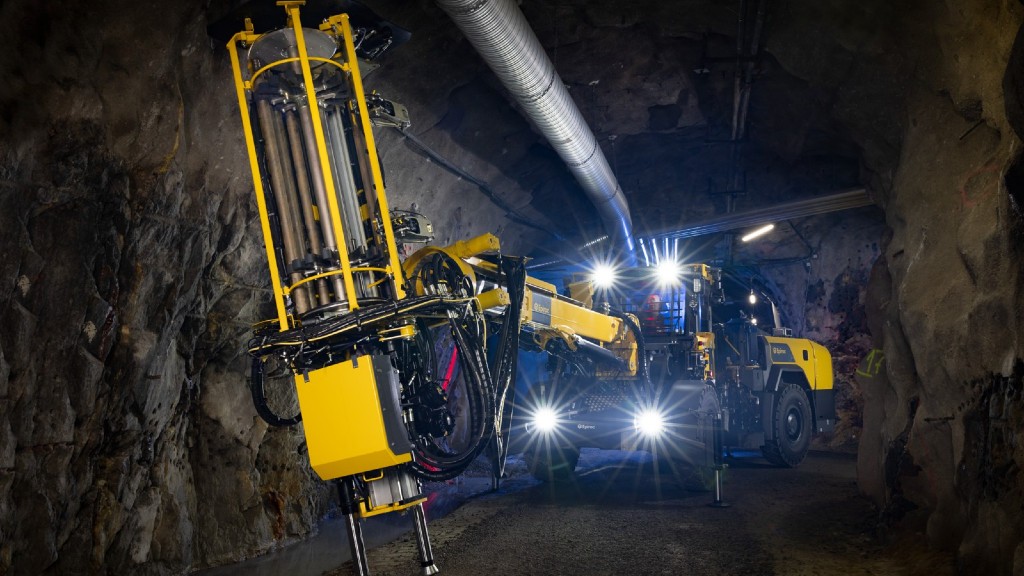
[0,0,326,572]
[764,2,1024,573]
[0,0,551,573]
[1,0,1023,574]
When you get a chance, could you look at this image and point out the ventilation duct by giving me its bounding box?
[436,0,636,263]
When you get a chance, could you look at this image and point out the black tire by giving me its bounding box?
[525,444,580,482]
[660,384,719,491]
[762,383,811,467]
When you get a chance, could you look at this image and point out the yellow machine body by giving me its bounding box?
[404,233,639,375]
[521,289,621,343]
[696,331,715,380]
[762,336,834,391]
[295,355,412,480]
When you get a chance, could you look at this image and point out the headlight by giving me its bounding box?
[635,409,665,437]
[654,259,681,286]
[591,263,618,289]
[531,407,558,433]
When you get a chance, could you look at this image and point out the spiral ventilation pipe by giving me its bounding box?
[436,0,636,263]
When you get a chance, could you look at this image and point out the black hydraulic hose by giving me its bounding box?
[492,258,526,410]
[394,127,562,240]
[247,295,453,356]
[409,317,496,481]
[417,318,438,383]
[415,326,485,465]
[488,257,528,478]
[249,356,302,427]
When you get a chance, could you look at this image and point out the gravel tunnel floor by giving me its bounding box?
[325,450,956,576]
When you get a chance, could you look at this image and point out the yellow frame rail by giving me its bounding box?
[227,2,410,330]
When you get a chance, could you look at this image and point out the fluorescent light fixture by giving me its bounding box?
[741,223,775,242]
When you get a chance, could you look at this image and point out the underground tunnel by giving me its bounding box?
[1,0,1024,574]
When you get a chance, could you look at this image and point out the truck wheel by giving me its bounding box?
[690,385,721,489]
[762,384,811,467]
[663,384,719,491]
[525,445,580,482]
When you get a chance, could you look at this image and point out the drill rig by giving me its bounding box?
[221,3,640,574]
[221,3,834,573]
[510,261,836,482]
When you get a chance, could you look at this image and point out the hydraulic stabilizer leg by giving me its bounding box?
[412,502,440,575]
[708,411,731,508]
[338,478,371,576]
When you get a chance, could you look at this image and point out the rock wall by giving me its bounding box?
[0,0,541,573]
[764,0,1024,572]
[0,0,322,572]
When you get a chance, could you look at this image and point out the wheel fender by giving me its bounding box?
[760,367,809,441]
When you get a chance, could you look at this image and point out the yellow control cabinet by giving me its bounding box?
[295,355,413,480]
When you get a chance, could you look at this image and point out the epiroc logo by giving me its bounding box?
[769,343,795,362]
[531,294,553,324]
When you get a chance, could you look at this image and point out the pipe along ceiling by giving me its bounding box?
[436,0,637,264]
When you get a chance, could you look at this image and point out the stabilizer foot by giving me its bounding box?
[412,502,440,575]
[708,466,732,508]
[338,478,371,576]
[708,412,731,508]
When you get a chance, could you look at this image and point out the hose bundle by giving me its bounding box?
[245,250,524,483]
[487,257,527,479]
[408,311,496,481]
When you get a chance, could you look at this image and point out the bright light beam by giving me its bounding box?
[635,409,665,437]
[591,263,618,289]
[741,223,775,242]
[532,407,558,433]
[655,259,682,286]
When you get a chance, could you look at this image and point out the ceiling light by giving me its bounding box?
[748,290,757,304]
[741,223,775,242]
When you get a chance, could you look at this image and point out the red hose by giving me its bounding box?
[441,346,459,391]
